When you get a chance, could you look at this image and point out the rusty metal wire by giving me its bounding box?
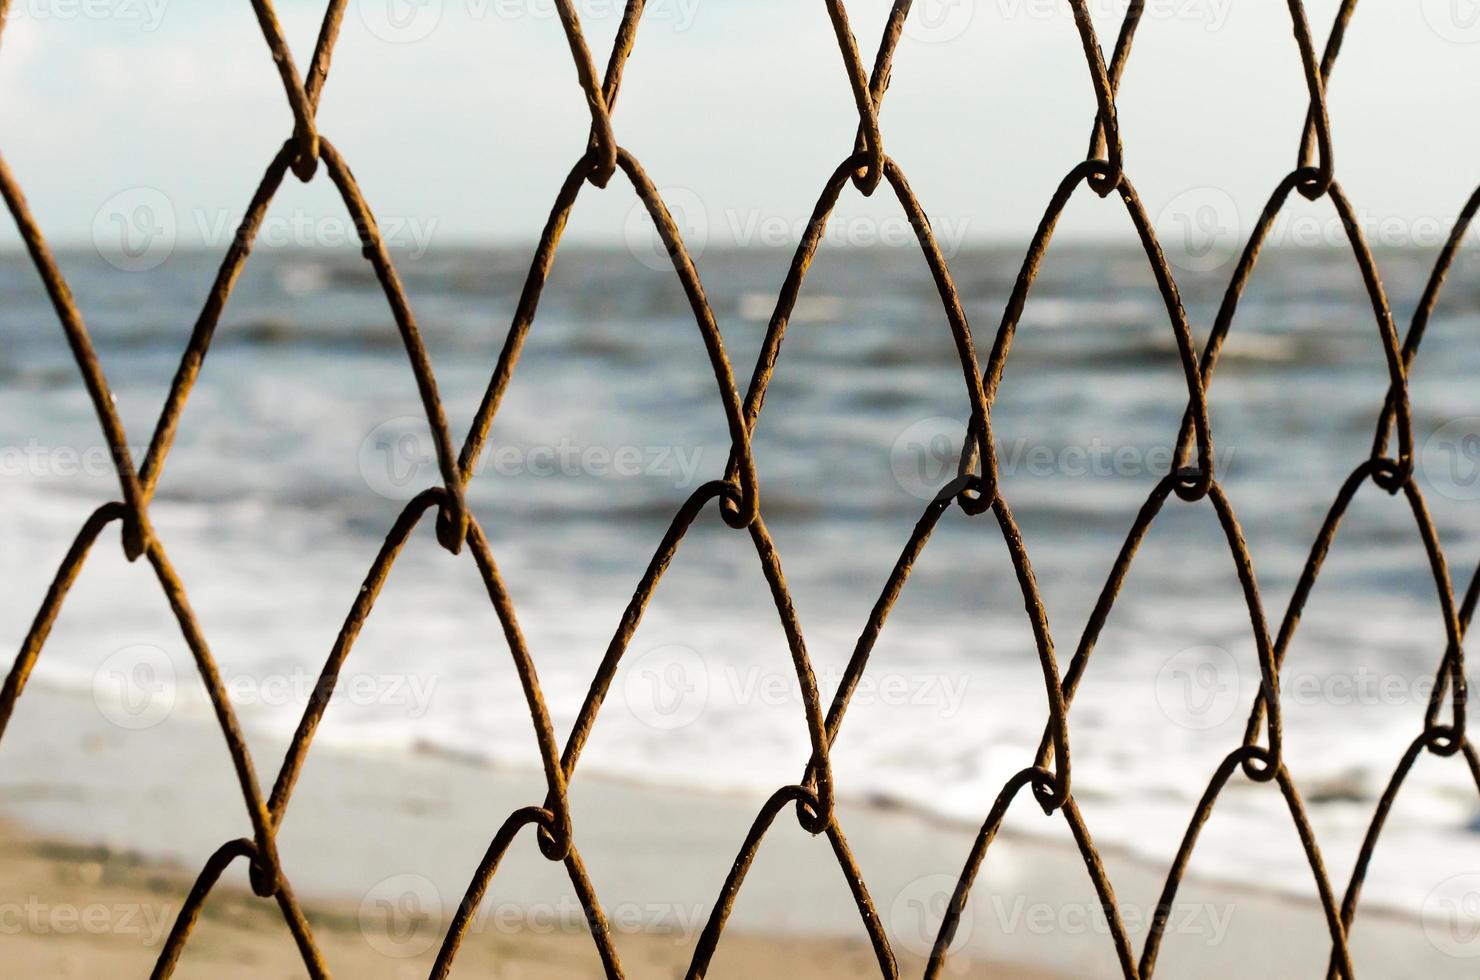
[1,0,1475,977]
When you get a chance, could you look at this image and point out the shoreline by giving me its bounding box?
[0,687,1466,977]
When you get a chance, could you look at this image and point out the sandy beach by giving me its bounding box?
[0,687,1468,979]
[4,817,1064,980]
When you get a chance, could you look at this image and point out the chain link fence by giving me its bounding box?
[2,0,1477,976]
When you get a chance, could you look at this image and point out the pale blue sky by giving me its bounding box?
[1,0,1478,251]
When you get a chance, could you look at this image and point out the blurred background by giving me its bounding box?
[1,1,1478,977]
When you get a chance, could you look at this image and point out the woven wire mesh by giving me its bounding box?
[1,0,1477,977]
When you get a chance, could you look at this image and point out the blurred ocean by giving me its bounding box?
[1,241,1476,914]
